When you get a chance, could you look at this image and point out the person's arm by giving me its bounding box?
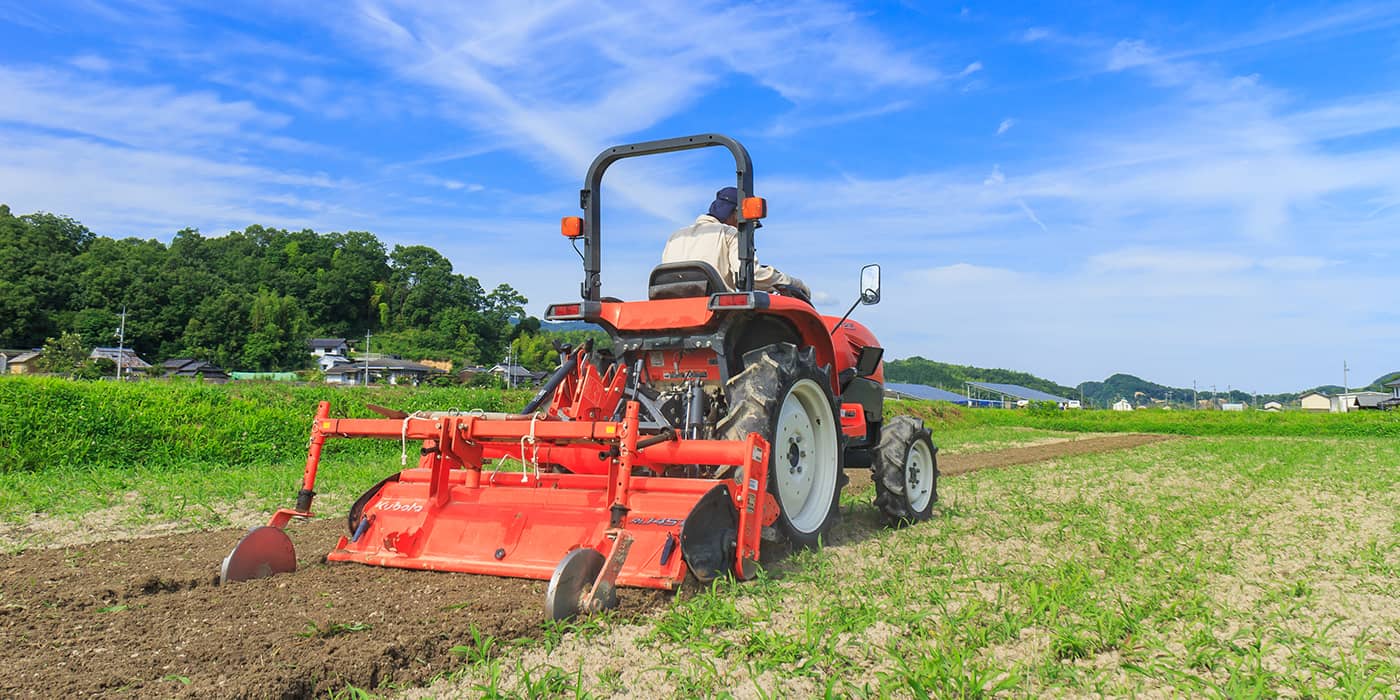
[753,262,810,298]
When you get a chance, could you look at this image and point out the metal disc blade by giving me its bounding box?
[220,526,296,584]
[545,548,604,621]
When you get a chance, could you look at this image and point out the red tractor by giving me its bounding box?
[223,134,937,619]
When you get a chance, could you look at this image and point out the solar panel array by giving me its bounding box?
[966,381,1072,404]
[884,382,970,404]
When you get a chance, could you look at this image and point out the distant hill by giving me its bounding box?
[884,356,1078,401]
[1076,371,1400,408]
[1075,374,1219,408]
[886,360,1399,409]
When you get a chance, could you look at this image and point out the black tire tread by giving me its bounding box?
[717,343,842,548]
[873,415,939,525]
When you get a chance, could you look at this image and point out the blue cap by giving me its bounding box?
[706,187,761,227]
[708,186,739,221]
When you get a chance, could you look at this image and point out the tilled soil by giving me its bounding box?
[0,433,1172,699]
[0,519,664,699]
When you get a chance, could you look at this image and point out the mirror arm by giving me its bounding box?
[829,297,863,335]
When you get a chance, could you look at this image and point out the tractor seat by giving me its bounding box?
[647,261,729,300]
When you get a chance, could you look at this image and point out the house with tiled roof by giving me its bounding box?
[161,358,230,383]
[90,347,151,378]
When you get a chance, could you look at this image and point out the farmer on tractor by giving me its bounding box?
[662,186,811,300]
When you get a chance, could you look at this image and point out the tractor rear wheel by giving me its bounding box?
[718,343,842,549]
[873,416,938,525]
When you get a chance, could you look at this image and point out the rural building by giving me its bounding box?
[325,358,444,386]
[490,363,544,387]
[90,347,151,377]
[318,354,352,372]
[309,338,350,358]
[4,350,43,374]
[1381,379,1400,410]
[0,350,21,373]
[1263,401,1283,412]
[1299,391,1330,412]
[1222,402,1246,412]
[1330,391,1389,413]
[161,358,230,383]
[1112,399,1132,411]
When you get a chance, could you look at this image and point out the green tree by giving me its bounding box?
[36,331,90,376]
[241,289,310,370]
[0,207,94,347]
[510,332,559,372]
[181,291,250,368]
[307,230,388,336]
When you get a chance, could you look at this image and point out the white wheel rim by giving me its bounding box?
[773,378,838,534]
[905,439,935,512]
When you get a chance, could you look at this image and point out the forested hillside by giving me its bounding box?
[0,205,528,370]
[884,356,1079,398]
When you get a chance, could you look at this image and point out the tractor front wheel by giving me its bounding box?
[719,343,842,549]
[873,416,938,525]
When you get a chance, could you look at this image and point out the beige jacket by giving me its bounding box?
[661,215,810,297]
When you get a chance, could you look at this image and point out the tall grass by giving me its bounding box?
[0,376,531,473]
[5,379,1395,475]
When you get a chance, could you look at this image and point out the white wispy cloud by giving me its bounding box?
[996,118,1015,135]
[0,65,288,149]
[300,0,945,219]
[1015,199,1048,232]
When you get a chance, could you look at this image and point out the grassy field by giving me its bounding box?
[0,377,532,529]
[4,377,1398,697]
[409,435,1400,698]
[949,401,1400,437]
[0,378,1392,530]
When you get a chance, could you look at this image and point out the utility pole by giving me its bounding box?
[1193,380,1198,410]
[1211,384,1217,409]
[114,306,127,381]
[1343,360,1349,393]
[363,332,371,386]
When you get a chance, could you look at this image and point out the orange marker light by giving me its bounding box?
[740,196,767,220]
[561,216,584,238]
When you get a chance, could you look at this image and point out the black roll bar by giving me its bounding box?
[578,134,756,301]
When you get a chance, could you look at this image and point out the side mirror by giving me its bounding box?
[860,264,881,305]
[855,346,884,377]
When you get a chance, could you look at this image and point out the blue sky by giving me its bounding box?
[2,1,1399,392]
